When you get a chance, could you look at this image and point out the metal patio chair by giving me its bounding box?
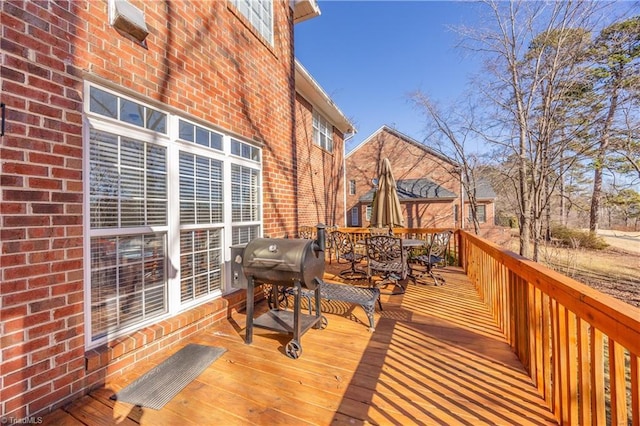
[331,230,367,280]
[365,235,408,296]
[411,231,452,286]
[298,225,315,239]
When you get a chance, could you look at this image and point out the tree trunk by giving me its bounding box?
[590,74,620,232]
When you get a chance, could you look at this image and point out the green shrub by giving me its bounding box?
[550,225,609,250]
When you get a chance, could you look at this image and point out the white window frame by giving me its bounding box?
[230,0,273,45]
[350,207,359,226]
[349,179,356,195]
[83,82,262,348]
[471,204,487,223]
[312,110,333,152]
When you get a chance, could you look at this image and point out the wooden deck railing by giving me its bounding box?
[332,226,459,260]
[458,229,640,425]
[330,226,639,425]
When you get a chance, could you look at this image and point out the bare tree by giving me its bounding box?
[410,93,485,234]
[459,0,602,260]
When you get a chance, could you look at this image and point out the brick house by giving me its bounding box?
[294,60,355,229]
[345,126,495,229]
[0,0,341,418]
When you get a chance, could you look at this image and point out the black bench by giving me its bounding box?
[300,281,380,331]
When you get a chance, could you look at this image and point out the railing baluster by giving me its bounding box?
[609,338,628,426]
[590,325,606,424]
[542,292,553,409]
[577,318,592,425]
[552,299,562,422]
[631,353,639,426]
[567,310,578,424]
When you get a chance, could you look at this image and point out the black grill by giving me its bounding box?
[238,224,328,359]
[242,236,325,289]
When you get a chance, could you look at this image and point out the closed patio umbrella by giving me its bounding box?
[370,157,404,229]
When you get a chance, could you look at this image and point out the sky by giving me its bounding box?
[294,1,486,153]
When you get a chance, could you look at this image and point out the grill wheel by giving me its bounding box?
[286,340,302,359]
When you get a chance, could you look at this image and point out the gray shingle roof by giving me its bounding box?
[469,178,497,200]
[359,178,457,202]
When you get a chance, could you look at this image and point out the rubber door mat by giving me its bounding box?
[111,343,226,410]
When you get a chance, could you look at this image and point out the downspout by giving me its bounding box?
[343,131,356,227]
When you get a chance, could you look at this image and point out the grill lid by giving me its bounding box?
[242,236,325,288]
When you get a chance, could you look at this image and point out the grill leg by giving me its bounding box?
[245,278,254,344]
[314,285,321,320]
[292,281,302,343]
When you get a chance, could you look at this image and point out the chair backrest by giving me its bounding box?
[331,230,356,257]
[428,231,452,263]
[298,225,315,239]
[366,235,407,278]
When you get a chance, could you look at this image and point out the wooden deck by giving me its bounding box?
[44,267,557,425]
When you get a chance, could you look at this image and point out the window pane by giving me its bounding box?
[179,120,194,142]
[90,130,167,229]
[312,111,333,152]
[211,133,223,151]
[89,87,117,118]
[231,164,259,223]
[90,233,167,342]
[180,229,222,303]
[196,126,209,147]
[232,225,259,245]
[146,109,167,133]
[232,0,272,42]
[180,152,223,225]
[121,139,144,168]
[120,99,144,127]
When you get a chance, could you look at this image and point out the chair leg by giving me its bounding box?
[429,268,446,286]
[340,262,366,280]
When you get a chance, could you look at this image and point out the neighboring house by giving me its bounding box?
[0,0,327,418]
[345,126,496,229]
[294,60,355,229]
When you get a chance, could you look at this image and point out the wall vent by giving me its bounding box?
[109,0,149,46]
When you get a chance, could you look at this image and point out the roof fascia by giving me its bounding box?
[346,125,459,168]
[291,0,321,24]
[345,125,387,158]
[294,60,355,135]
[380,126,459,167]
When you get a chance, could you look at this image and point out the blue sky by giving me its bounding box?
[294,1,485,152]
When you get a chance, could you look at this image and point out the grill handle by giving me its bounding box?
[250,258,285,266]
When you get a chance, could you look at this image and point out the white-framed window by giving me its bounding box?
[350,207,359,226]
[470,204,487,223]
[230,0,273,44]
[312,110,333,152]
[349,179,356,195]
[366,205,372,221]
[84,83,262,347]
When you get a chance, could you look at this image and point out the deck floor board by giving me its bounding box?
[44,267,558,425]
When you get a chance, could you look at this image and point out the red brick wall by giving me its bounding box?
[294,93,346,229]
[1,0,294,417]
[345,128,461,228]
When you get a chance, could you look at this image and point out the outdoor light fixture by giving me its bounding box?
[109,0,149,47]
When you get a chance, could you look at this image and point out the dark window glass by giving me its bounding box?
[120,99,144,127]
[89,87,117,118]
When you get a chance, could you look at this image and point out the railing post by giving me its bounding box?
[456,230,465,269]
